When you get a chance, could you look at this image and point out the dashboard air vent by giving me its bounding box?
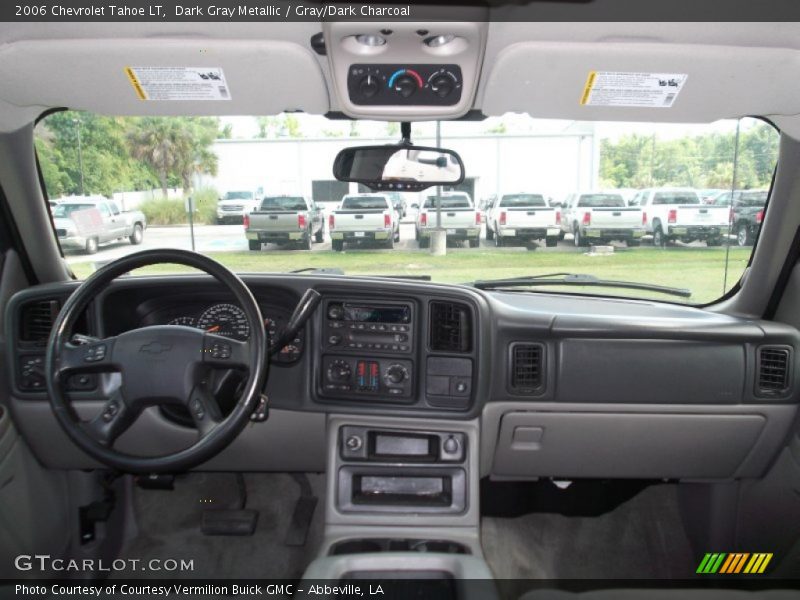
[510,343,544,393]
[20,299,60,344]
[757,346,791,395]
[429,301,471,353]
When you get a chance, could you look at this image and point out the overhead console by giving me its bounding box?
[323,22,487,119]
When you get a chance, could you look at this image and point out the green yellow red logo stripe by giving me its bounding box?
[697,553,773,574]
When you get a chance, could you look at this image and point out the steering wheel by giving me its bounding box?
[45,249,267,473]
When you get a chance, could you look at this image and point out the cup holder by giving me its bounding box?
[330,538,469,556]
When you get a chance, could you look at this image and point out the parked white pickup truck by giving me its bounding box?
[562,192,645,247]
[329,194,399,251]
[244,195,324,251]
[216,190,259,223]
[631,188,730,246]
[415,192,481,248]
[53,197,146,254]
[485,193,561,247]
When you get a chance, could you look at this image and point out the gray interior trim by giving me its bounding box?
[321,524,483,557]
[716,133,800,317]
[325,414,480,528]
[481,402,798,480]
[8,402,327,472]
[302,552,495,582]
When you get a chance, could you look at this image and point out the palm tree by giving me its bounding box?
[127,117,219,198]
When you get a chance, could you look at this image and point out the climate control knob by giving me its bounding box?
[328,360,352,382]
[430,74,455,98]
[392,74,418,98]
[359,75,380,99]
[385,364,409,385]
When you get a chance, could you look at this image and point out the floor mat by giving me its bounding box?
[481,483,695,580]
[117,472,325,579]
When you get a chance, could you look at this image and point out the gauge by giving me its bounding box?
[168,316,197,328]
[197,303,250,341]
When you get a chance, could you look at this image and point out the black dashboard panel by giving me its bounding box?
[6,275,800,417]
[6,274,800,477]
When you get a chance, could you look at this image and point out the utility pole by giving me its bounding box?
[435,120,442,229]
[73,117,85,195]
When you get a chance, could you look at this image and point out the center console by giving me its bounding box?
[319,299,416,402]
[303,414,493,592]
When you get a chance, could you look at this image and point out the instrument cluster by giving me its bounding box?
[154,302,302,363]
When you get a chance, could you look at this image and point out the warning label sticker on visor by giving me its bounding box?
[124,67,231,101]
[580,71,687,108]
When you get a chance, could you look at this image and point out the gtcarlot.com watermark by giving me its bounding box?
[14,554,194,573]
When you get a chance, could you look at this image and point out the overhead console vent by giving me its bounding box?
[509,343,544,394]
[429,301,472,353]
[20,299,60,344]
[757,346,792,396]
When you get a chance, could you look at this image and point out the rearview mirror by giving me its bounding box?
[333,145,465,192]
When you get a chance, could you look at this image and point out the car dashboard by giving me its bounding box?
[5,274,800,489]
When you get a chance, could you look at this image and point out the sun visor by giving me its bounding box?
[481,41,800,124]
[0,39,329,126]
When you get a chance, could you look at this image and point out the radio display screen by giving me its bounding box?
[345,304,410,323]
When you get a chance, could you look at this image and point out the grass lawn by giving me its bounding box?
[68,246,753,305]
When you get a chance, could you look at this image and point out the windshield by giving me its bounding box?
[341,196,389,210]
[653,191,701,205]
[35,112,778,304]
[500,194,547,208]
[223,191,253,201]
[577,194,625,208]
[52,203,94,217]
[423,195,472,208]
[260,196,307,211]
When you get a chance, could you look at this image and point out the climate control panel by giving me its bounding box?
[321,355,413,402]
[347,64,463,106]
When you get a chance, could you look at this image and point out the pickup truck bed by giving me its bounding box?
[245,196,324,250]
[329,195,398,251]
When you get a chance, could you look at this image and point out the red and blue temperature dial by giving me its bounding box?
[388,68,424,98]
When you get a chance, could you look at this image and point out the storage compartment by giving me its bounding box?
[331,538,470,555]
[338,466,467,514]
[354,474,452,507]
[491,411,768,479]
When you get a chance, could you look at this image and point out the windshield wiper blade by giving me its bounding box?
[289,267,345,274]
[471,272,692,298]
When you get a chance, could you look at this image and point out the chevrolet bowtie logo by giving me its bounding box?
[140,341,173,354]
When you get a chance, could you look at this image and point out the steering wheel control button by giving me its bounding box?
[83,344,107,362]
[209,342,232,359]
[191,398,205,420]
[102,400,120,423]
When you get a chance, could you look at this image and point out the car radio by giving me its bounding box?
[323,300,414,355]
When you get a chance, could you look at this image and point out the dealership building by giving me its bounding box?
[202,122,600,206]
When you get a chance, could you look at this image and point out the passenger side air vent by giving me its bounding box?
[20,299,60,344]
[757,346,792,395]
[509,343,544,394]
[429,301,472,353]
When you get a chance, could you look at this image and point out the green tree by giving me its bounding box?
[126,117,219,198]
[256,115,302,138]
[35,112,141,197]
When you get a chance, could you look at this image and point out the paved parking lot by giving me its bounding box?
[63,219,728,266]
